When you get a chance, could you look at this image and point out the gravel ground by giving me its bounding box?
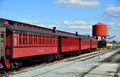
[84,49,120,77]
[9,49,120,77]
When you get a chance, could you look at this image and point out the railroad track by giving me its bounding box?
[0,49,114,77]
[63,50,110,62]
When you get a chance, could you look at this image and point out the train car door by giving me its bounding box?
[0,27,6,59]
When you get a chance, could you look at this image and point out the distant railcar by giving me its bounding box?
[91,39,98,50]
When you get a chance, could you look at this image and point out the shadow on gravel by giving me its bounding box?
[100,49,120,63]
[100,49,120,77]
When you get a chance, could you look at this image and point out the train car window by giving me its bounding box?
[34,34,36,46]
[28,33,30,45]
[39,34,41,46]
[47,36,49,46]
[29,34,31,45]
[31,34,33,45]
[19,34,21,45]
[55,37,57,46]
[36,34,38,46]
[51,36,53,46]
[24,34,27,45]
[1,34,4,38]
[40,34,43,46]
[50,36,52,46]
[37,34,39,46]
[53,37,55,46]
[46,35,48,46]
[33,34,35,46]
[30,33,32,45]
[54,36,56,46]
[23,34,25,45]
[25,34,28,46]
[44,35,46,46]
[48,35,50,46]
[52,37,54,46]
[16,33,19,46]
[33,34,35,45]
[21,34,23,46]
[38,34,40,46]
[44,35,47,46]
[25,34,27,45]
[49,36,51,46]
[41,34,43,46]
[42,35,44,46]
[47,35,49,46]
[52,36,54,46]
[36,34,37,46]
[45,35,47,46]
[53,36,55,46]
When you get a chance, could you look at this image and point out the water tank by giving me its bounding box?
[92,23,107,36]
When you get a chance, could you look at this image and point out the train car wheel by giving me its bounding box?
[10,62,22,69]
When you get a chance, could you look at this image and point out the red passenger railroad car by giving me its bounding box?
[80,39,91,50]
[61,37,79,52]
[58,36,80,56]
[91,39,98,50]
[12,32,58,58]
[0,18,98,69]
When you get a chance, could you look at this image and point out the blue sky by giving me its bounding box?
[0,0,120,42]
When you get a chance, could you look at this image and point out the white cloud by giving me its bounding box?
[63,20,87,25]
[54,0,100,7]
[20,19,92,30]
[53,21,62,25]
[107,22,120,30]
[104,5,120,20]
[48,25,57,29]
[63,20,70,25]
[108,22,115,26]
[69,25,92,29]
[60,20,92,29]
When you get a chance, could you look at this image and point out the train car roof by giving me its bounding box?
[1,24,57,35]
[0,18,90,39]
[1,24,80,38]
[0,18,52,31]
